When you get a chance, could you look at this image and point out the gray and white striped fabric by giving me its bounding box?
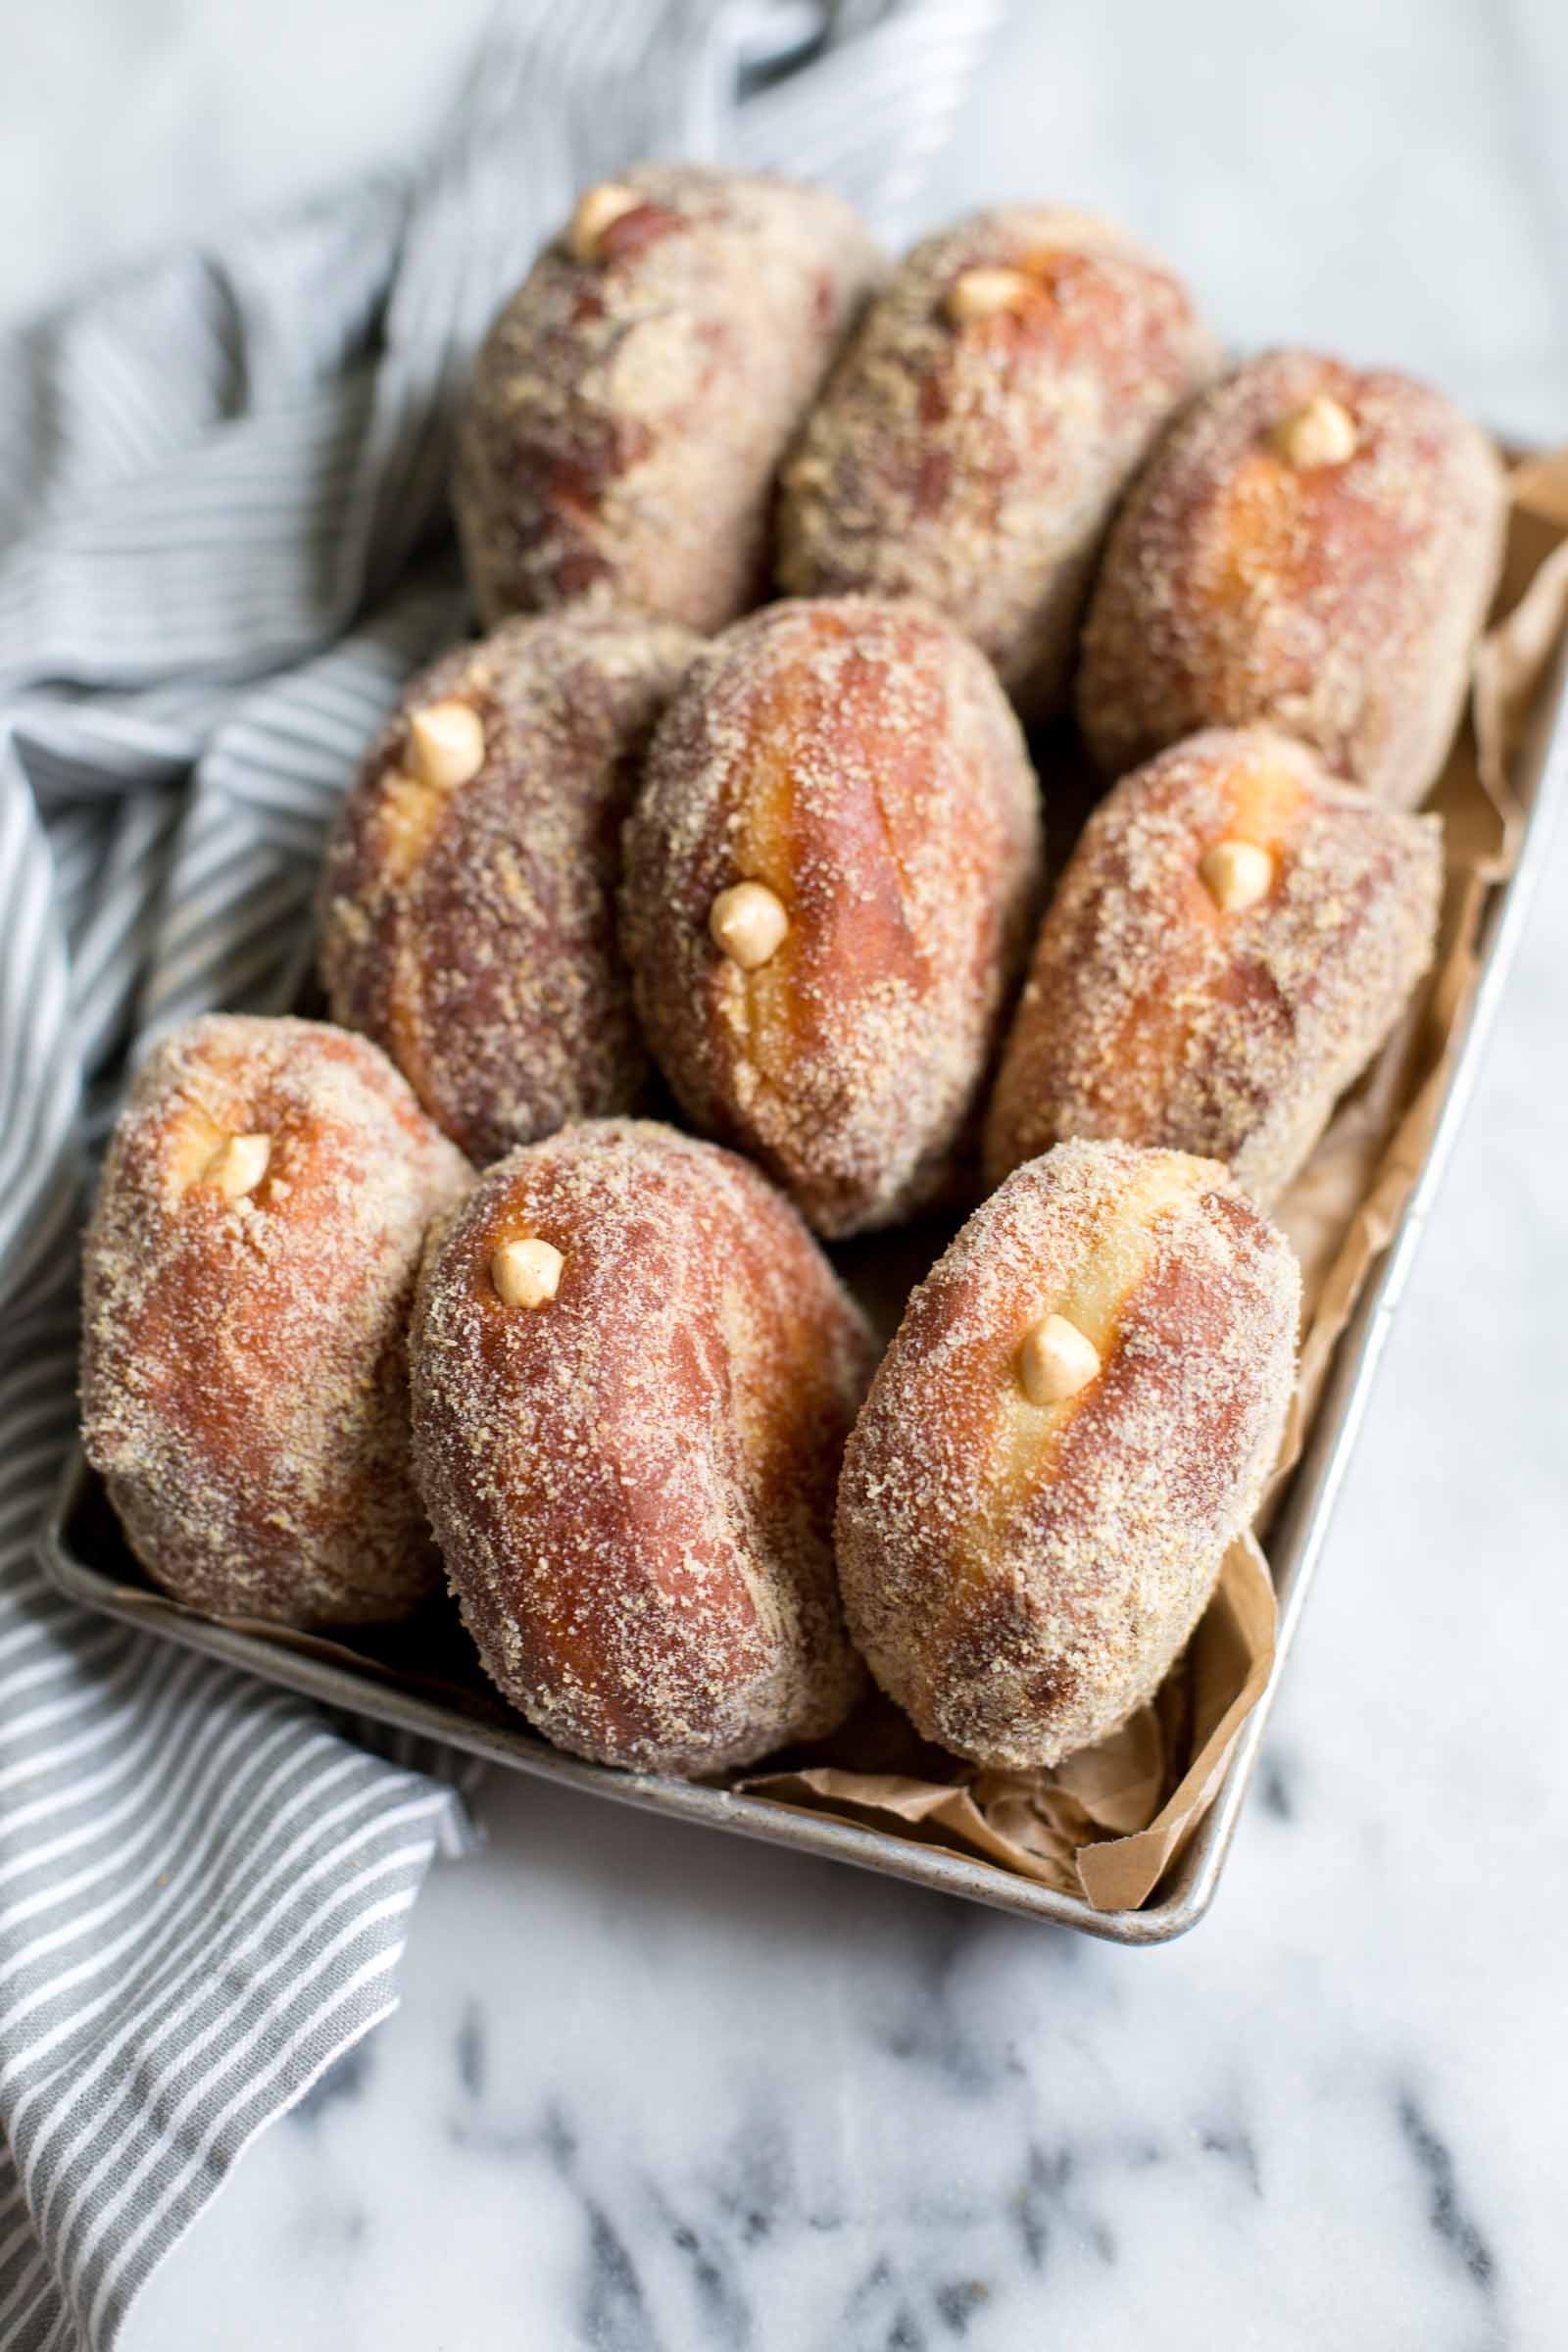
[0,3,997,2343]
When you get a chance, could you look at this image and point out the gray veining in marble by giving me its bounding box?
[9,2,1565,2346]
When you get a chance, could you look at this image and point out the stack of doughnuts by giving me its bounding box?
[81,163,1503,1790]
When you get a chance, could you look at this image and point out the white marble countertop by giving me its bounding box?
[9,2,1565,2346]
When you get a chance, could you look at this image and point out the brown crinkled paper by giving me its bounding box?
[75,459,1568,1916]
[740,451,1568,1912]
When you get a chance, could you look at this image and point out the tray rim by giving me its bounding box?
[40,642,1568,1947]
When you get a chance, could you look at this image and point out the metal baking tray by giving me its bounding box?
[42,642,1567,1944]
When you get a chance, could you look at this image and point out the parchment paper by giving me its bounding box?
[742,451,1568,1911]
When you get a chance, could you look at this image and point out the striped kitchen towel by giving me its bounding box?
[0,2,999,2343]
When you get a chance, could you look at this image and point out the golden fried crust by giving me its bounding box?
[776,207,1217,722]
[620,597,1045,1238]
[1077,349,1507,805]
[835,1139,1299,1770]
[455,164,881,634]
[410,1120,875,1775]
[318,612,699,1164]
[80,1015,472,1629]
[984,728,1444,1203]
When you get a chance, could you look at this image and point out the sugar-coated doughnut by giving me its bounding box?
[80,1015,471,1627]
[776,207,1216,721]
[1077,349,1506,806]
[318,612,698,1163]
[620,597,1044,1238]
[455,164,880,633]
[835,1139,1299,1769]
[410,1120,875,1775]
[984,728,1444,1203]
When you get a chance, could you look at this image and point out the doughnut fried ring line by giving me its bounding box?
[978,1148,1203,1544]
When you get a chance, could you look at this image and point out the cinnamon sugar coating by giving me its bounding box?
[620,597,1044,1239]
[1077,349,1507,806]
[318,612,699,1164]
[984,728,1444,1204]
[80,1016,471,1628]
[455,164,881,633]
[410,1121,874,1776]
[835,1139,1299,1770]
[776,207,1217,722]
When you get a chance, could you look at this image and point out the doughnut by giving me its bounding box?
[620,597,1044,1238]
[455,164,880,633]
[1077,348,1507,806]
[835,1139,1299,1770]
[984,728,1444,1204]
[80,1015,471,1628]
[318,612,699,1163]
[775,207,1217,721]
[410,1120,874,1776]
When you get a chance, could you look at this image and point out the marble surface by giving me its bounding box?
[10,2,1568,2346]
